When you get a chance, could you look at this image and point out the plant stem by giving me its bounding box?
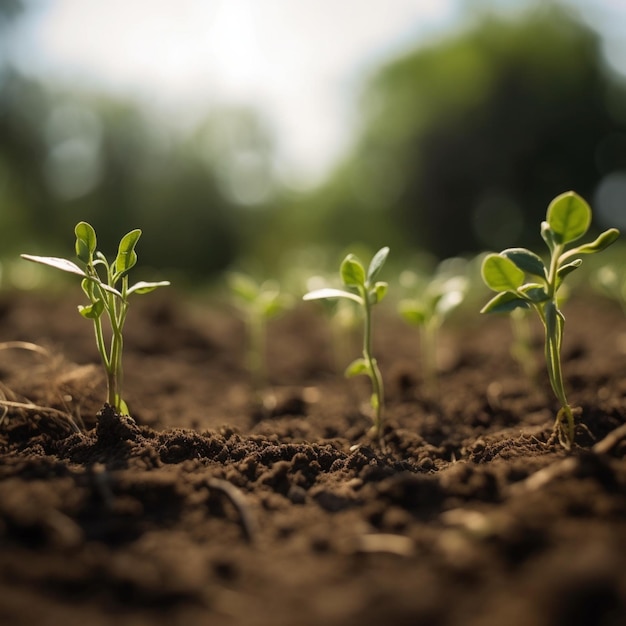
[420,319,439,398]
[248,313,266,395]
[361,286,384,441]
[537,243,575,448]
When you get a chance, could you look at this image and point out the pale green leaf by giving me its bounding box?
[366,246,390,283]
[399,300,427,326]
[546,191,591,244]
[567,228,620,257]
[114,229,141,275]
[340,254,366,287]
[21,254,88,278]
[481,254,525,292]
[75,222,97,263]
[126,280,171,296]
[368,281,388,304]
[480,291,530,314]
[228,272,259,303]
[344,357,370,378]
[303,288,363,304]
[78,299,104,319]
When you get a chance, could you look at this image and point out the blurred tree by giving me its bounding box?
[0,0,271,280]
[301,4,626,260]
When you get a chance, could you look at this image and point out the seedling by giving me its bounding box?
[228,272,292,393]
[481,191,619,448]
[398,261,468,394]
[22,222,170,415]
[593,264,626,315]
[303,247,389,441]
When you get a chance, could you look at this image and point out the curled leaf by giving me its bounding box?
[114,229,142,276]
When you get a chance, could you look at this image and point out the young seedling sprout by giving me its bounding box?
[228,272,292,395]
[398,259,468,395]
[303,247,389,442]
[480,191,619,448]
[593,264,626,315]
[22,222,170,416]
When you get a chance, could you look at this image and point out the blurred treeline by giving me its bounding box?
[1,2,626,286]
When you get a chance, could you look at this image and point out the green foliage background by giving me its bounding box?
[1,2,625,284]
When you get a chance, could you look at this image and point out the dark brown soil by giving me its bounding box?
[1,289,626,626]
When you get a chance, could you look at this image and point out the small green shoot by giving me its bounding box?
[22,222,170,415]
[303,247,390,441]
[481,191,619,448]
[398,260,468,395]
[593,264,626,315]
[228,272,292,394]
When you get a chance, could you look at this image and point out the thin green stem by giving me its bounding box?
[420,319,439,397]
[247,313,266,394]
[361,286,384,441]
[534,243,575,448]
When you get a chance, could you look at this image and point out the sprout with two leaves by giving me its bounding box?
[481,191,619,448]
[228,272,292,394]
[22,222,170,416]
[398,259,468,395]
[303,247,389,442]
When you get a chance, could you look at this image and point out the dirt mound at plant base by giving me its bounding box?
[1,291,626,626]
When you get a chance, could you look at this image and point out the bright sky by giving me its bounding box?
[8,0,626,187]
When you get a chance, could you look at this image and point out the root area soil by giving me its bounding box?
[2,291,626,626]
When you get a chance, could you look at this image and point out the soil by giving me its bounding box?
[1,288,626,626]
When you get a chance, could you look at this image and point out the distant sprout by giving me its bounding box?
[481,191,619,449]
[593,264,626,314]
[305,274,361,373]
[398,260,468,394]
[22,222,170,415]
[303,246,390,442]
[508,307,539,384]
[228,272,292,394]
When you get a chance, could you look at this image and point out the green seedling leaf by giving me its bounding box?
[340,254,366,287]
[481,254,525,292]
[568,228,620,256]
[519,283,549,303]
[540,221,556,252]
[370,392,380,411]
[78,299,104,320]
[502,248,546,278]
[481,291,530,314]
[547,191,591,244]
[21,254,88,278]
[368,281,388,305]
[114,229,142,276]
[399,300,427,326]
[75,221,97,263]
[436,289,465,316]
[303,288,363,304]
[228,272,259,303]
[557,259,582,279]
[126,280,171,296]
[367,246,390,283]
[345,357,370,378]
